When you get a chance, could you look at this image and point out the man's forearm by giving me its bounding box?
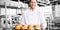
[40,24,47,30]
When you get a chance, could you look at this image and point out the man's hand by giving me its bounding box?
[40,24,45,30]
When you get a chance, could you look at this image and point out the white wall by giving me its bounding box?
[39,6,52,18]
[0,0,25,7]
[0,8,5,15]
[55,5,60,17]
[0,8,17,15]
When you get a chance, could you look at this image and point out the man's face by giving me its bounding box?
[30,0,37,9]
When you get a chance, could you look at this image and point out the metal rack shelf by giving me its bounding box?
[0,5,19,9]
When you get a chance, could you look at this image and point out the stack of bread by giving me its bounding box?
[14,24,40,30]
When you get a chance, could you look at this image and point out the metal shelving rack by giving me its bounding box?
[0,0,23,30]
[48,0,60,30]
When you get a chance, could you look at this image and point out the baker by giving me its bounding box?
[21,0,47,30]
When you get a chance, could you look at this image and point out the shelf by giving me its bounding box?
[0,15,6,18]
[0,5,28,9]
[0,5,18,9]
[50,27,60,29]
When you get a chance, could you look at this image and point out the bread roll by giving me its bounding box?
[34,24,40,29]
[22,24,28,29]
[28,24,34,30]
[15,24,22,30]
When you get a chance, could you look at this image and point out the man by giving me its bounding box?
[21,0,47,30]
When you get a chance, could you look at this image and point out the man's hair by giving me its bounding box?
[29,0,37,3]
[28,0,37,7]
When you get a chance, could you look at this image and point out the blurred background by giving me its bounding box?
[0,0,60,30]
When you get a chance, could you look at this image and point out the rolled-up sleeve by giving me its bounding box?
[20,12,26,25]
[39,10,47,29]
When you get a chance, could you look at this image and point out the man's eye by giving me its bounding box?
[31,2,36,3]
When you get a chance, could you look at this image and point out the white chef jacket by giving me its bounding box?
[21,6,47,29]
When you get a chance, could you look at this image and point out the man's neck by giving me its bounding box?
[30,7,35,11]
